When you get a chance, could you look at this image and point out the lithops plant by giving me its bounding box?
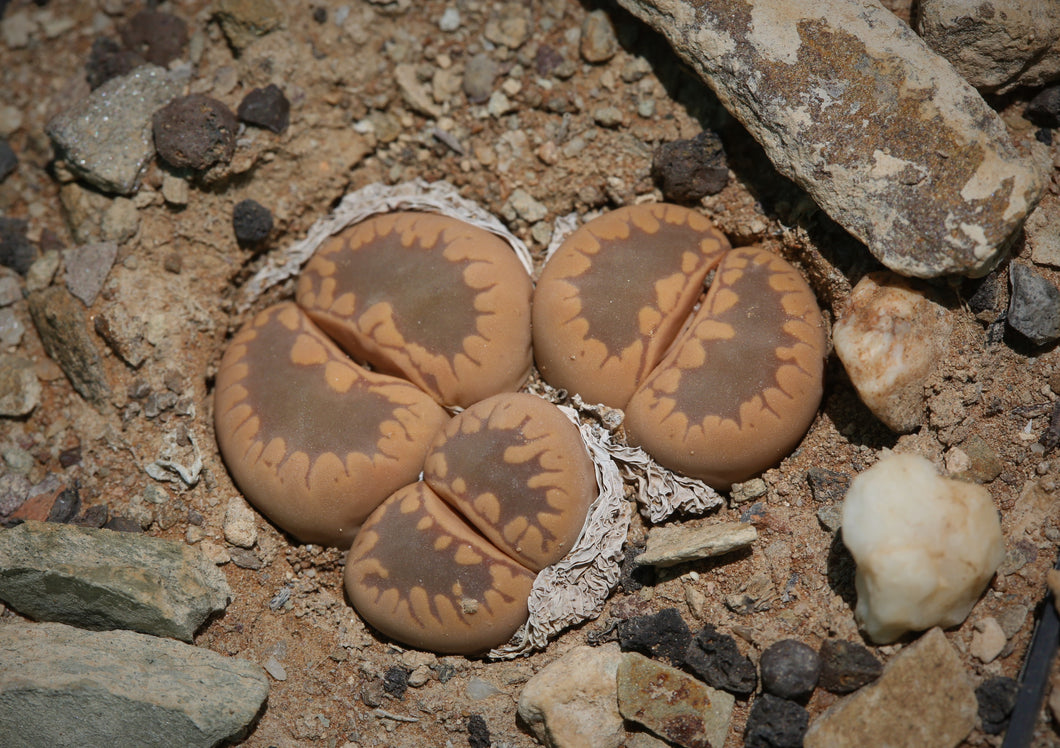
[534,203,827,489]
[346,392,597,653]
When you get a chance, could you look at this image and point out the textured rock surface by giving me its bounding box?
[636,520,756,568]
[516,643,626,748]
[616,0,1045,278]
[1008,263,1060,345]
[0,521,232,641]
[833,272,952,433]
[918,0,1060,95]
[45,65,183,195]
[0,621,267,748]
[804,628,977,748]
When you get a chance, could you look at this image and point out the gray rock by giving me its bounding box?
[804,628,977,748]
[918,0,1060,95]
[617,652,734,748]
[64,241,118,307]
[517,643,626,748]
[0,270,21,306]
[0,307,24,347]
[27,286,111,408]
[760,639,821,701]
[45,66,183,196]
[463,53,499,104]
[1027,196,1060,268]
[1008,263,1060,345]
[636,520,757,568]
[0,355,40,417]
[0,621,267,748]
[616,0,1045,278]
[0,521,232,642]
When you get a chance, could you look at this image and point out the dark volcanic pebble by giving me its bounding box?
[967,270,1003,316]
[467,714,490,748]
[73,503,109,528]
[120,10,188,67]
[85,36,145,89]
[1027,86,1060,129]
[806,467,850,504]
[743,693,809,748]
[382,666,409,699]
[683,623,757,696]
[153,94,239,171]
[103,515,143,533]
[1008,263,1060,345]
[617,607,692,665]
[312,7,327,23]
[0,217,38,275]
[651,130,729,203]
[47,486,81,524]
[232,199,273,246]
[237,84,290,133]
[0,139,17,182]
[759,639,821,701]
[976,675,1020,735]
[818,639,882,694]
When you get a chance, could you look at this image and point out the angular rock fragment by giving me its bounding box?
[0,621,267,748]
[0,521,232,641]
[616,0,1046,277]
[918,0,1060,95]
[46,65,183,195]
[64,241,117,306]
[636,520,756,568]
[804,628,976,748]
[0,355,41,417]
[1008,262,1060,345]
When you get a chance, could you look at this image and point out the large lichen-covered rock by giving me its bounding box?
[0,521,232,642]
[615,0,1046,278]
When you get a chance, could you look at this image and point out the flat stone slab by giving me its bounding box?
[636,520,756,568]
[616,0,1045,278]
[0,521,232,641]
[804,628,977,748]
[0,621,268,748]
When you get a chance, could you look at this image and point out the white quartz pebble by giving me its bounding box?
[841,453,1004,643]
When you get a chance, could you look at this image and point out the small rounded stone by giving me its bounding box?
[297,212,533,408]
[153,94,238,171]
[423,392,597,572]
[232,199,273,246]
[237,84,290,134]
[759,639,821,701]
[345,481,536,654]
[213,302,449,547]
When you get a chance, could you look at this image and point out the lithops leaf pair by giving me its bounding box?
[345,392,596,653]
[533,203,827,488]
[215,212,535,547]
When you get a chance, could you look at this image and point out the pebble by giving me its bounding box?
[1008,262,1060,345]
[0,139,16,182]
[463,53,498,104]
[237,84,291,133]
[618,608,692,666]
[232,198,273,246]
[0,621,268,747]
[759,639,821,701]
[101,197,140,243]
[969,616,1007,663]
[806,467,850,503]
[635,520,757,568]
[487,90,515,118]
[618,0,1045,278]
[804,628,976,748]
[683,623,757,697]
[0,270,20,306]
[743,694,809,748]
[0,355,41,417]
[592,106,624,128]
[0,217,38,275]
[484,3,531,49]
[25,250,59,292]
[213,0,283,52]
[264,655,287,681]
[119,10,188,67]
[0,521,232,641]
[27,286,112,408]
[581,9,619,63]
[467,714,490,748]
[223,495,258,548]
[956,434,1003,482]
[617,651,735,748]
[975,675,1020,735]
[1027,85,1060,129]
[153,94,239,171]
[94,302,149,368]
[503,188,548,224]
[85,36,144,90]
[729,477,767,503]
[161,174,190,206]
[46,65,184,196]
[0,308,25,348]
[832,272,952,432]
[918,0,1060,95]
[64,241,118,307]
[817,639,881,694]
[651,131,729,203]
[228,547,263,570]
[438,7,461,32]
